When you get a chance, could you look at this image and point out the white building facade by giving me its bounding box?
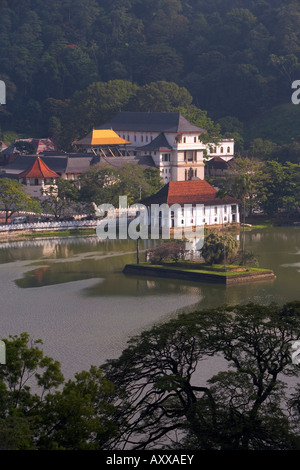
[96,112,234,183]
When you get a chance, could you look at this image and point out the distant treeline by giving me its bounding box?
[1,0,300,142]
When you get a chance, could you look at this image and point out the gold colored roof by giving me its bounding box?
[77,129,130,146]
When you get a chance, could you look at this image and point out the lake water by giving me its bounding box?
[0,227,299,380]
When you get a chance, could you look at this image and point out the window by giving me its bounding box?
[146,136,148,142]
[231,205,236,212]
[227,146,230,153]
[134,135,136,142]
[220,147,224,153]
[127,135,130,141]
[194,137,197,143]
[183,137,186,143]
[141,136,143,142]
[214,206,218,215]
[162,153,170,162]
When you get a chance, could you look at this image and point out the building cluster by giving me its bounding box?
[0,112,239,226]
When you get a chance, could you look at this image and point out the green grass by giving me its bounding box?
[136,262,271,277]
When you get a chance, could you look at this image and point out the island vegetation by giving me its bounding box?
[123,237,275,285]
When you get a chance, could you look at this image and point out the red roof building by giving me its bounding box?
[142,180,240,226]
[18,157,59,198]
[18,156,59,179]
[143,180,239,206]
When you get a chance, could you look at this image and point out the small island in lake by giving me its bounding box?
[123,237,276,285]
[123,261,276,285]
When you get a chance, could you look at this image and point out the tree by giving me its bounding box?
[0,332,64,450]
[79,163,163,207]
[148,240,186,264]
[41,178,80,220]
[0,178,40,223]
[0,332,119,450]
[78,166,121,207]
[200,231,239,265]
[128,81,193,112]
[103,301,300,450]
[258,161,300,217]
[37,366,121,450]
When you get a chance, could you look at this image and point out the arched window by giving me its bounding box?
[227,146,230,153]
[220,147,224,153]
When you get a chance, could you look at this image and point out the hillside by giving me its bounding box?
[245,103,300,145]
[0,0,300,146]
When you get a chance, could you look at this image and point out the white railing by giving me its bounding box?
[0,219,99,232]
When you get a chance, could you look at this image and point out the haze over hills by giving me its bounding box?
[0,0,300,149]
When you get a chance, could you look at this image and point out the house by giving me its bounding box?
[18,156,59,198]
[75,128,158,170]
[141,179,240,229]
[1,153,97,180]
[85,111,234,183]
[75,129,130,157]
[205,156,231,178]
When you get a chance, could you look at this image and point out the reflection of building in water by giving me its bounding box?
[34,266,49,285]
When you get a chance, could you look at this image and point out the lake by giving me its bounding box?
[0,226,299,379]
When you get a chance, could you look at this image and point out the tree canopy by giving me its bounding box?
[103,301,300,450]
[2,302,300,449]
[2,0,300,144]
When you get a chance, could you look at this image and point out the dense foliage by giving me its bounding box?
[1,0,300,146]
[2,302,300,450]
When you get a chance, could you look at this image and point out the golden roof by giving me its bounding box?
[77,129,130,146]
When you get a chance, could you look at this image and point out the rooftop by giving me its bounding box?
[97,112,207,134]
[138,132,173,151]
[76,129,130,147]
[142,180,239,206]
[18,156,59,179]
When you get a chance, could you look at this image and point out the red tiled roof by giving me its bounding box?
[18,156,59,179]
[142,180,239,206]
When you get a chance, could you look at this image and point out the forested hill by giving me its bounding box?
[1,0,300,148]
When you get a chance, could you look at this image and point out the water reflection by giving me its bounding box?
[0,228,299,379]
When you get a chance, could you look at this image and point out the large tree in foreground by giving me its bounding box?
[103,301,300,450]
[0,333,120,450]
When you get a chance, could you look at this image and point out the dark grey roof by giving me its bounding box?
[138,132,173,151]
[2,154,94,175]
[65,155,95,173]
[97,155,156,170]
[97,112,207,134]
